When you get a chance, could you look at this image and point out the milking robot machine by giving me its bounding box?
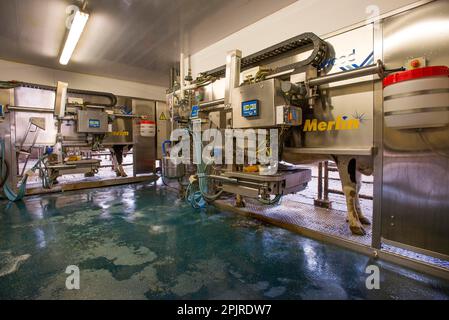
[162,32,392,208]
[0,81,157,201]
[162,1,449,270]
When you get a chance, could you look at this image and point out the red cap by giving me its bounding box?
[383,66,449,88]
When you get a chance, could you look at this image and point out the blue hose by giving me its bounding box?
[1,138,28,202]
[186,183,207,209]
[162,140,171,157]
[1,138,50,202]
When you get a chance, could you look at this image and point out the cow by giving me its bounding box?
[282,150,372,235]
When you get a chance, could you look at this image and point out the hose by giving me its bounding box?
[162,140,172,157]
[0,138,50,201]
[186,183,207,209]
[258,194,283,205]
[0,138,9,188]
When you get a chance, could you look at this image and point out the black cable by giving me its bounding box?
[385,67,406,73]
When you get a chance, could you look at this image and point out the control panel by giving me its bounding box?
[242,100,260,117]
[77,110,109,133]
[191,105,200,119]
[232,79,285,129]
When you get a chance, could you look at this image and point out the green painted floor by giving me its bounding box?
[0,182,448,300]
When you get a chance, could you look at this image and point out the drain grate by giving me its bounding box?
[216,197,372,246]
[216,196,449,272]
[382,245,449,271]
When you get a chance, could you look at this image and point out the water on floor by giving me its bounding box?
[0,183,448,300]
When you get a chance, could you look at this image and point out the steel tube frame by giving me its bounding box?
[308,61,383,87]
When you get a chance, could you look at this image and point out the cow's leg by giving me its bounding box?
[336,158,366,236]
[110,149,119,175]
[236,194,245,208]
[355,171,371,225]
[112,146,127,177]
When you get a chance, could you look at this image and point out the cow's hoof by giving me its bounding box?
[350,225,366,236]
[359,216,371,226]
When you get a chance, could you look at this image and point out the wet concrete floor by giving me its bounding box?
[1,183,448,300]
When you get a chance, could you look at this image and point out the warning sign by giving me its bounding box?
[159,112,168,121]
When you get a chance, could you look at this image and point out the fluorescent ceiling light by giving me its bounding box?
[59,11,89,65]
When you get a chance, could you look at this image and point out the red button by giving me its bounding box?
[411,60,420,68]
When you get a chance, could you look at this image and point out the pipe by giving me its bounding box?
[162,140,171,157]
[208,174,238,184]
[199,99,225,108]
[208,174,265,188]
[169,67,177,89]
[173,79,216,96]
[3,81,117,107]
[8,106,54,113]
[180,53,185,99]
[328,188,373,200]
[67,87,117,107]
[308,60,385,87]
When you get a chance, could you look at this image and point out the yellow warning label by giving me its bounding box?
[159,112,168,121]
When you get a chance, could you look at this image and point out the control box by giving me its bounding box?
[232,79,286,129]
[77,110,109,133]
[276,105,302,126]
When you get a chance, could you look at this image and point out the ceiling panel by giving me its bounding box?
[0,0,295,86]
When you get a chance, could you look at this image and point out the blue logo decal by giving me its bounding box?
[340,52,374,71]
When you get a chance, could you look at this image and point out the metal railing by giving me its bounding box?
[314,161,373,209]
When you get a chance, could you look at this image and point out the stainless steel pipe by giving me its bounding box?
[199,99,225,108]
[308,60,384,86]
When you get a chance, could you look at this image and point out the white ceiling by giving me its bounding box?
[0,0,295,87]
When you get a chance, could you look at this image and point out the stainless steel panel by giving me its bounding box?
[103,116,134,146]
[156,101,170,159]
[280,24,376,153]
[202,78,226,102]
[222,184,260,198]
[54,82,68,118]
[77,110,109,133]
[0,90,18,188]
[132,99,156,175]
[14,87,55,110]
[223,169,311,196]
[381,0,449,256]
[232,78,285,129]
[303,81,374,151]
[225,50,242,108]
[14,111,57,146]
[162,157,185,179]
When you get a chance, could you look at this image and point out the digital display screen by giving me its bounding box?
[242,100,259,117]
[191,105,199,119]
[89,119,101,128]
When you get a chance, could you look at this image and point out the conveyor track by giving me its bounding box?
[205,32,328,78]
